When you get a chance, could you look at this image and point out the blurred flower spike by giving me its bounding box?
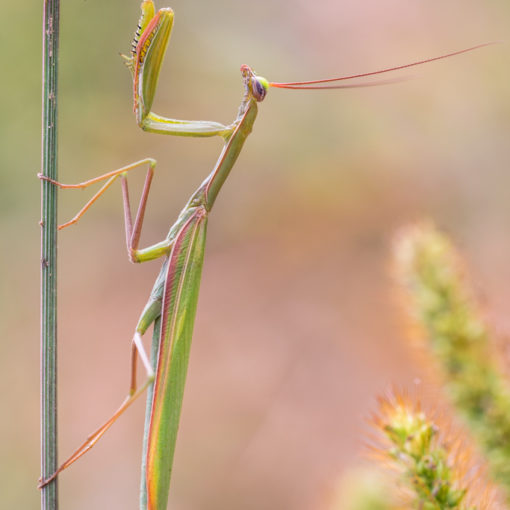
[394,222,510,499]
[374,393,488,510]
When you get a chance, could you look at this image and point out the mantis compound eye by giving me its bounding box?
[251,76,268,102]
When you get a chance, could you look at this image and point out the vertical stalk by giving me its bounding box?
[41,0,60,509]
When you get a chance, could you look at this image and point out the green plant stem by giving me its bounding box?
[41,0,60,508]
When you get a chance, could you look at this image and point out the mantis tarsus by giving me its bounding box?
[38,1,493,508]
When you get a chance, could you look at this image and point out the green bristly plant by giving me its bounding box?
[331,222,510,510]
[374,394,484,510]
[394,222,510,501]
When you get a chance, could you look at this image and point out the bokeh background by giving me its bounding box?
[2,0,510,509]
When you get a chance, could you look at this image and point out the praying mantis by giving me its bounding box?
[39,1,493,508]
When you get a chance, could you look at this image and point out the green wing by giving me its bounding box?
[142,206,208,510]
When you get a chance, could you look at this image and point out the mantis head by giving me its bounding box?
[241,65,270,102]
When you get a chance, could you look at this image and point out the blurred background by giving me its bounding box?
[2,0,510,508]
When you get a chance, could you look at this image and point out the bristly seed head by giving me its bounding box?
[371,392,499,509]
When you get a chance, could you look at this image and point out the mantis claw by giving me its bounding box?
[38,173,58,186]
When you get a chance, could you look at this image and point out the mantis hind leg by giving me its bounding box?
[38,297,162,489]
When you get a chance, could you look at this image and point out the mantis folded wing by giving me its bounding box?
[39,1,494,508]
